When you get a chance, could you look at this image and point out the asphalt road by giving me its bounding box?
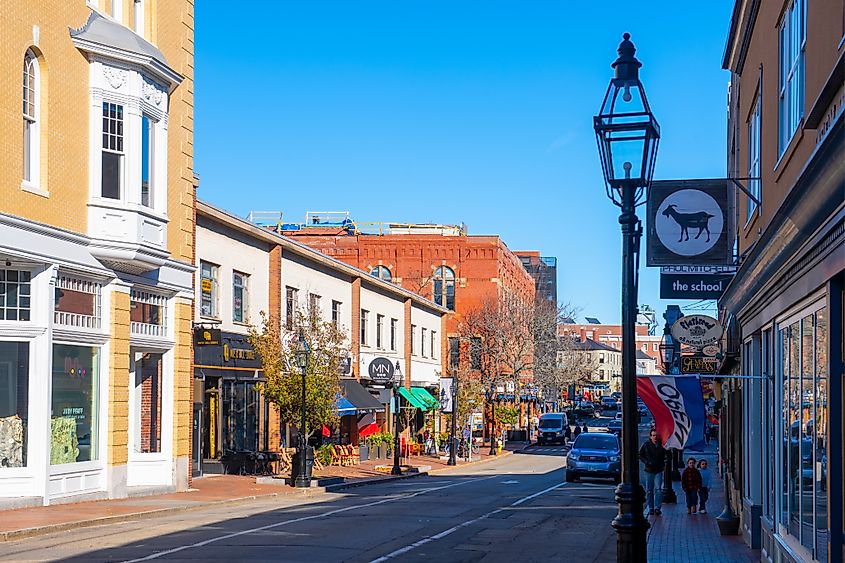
[0,448,618,563]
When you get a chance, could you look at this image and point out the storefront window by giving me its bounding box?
[135,353,162,453]
[0,342,29,468]
[51,345,99,464]
[222,381,258,452]
[0,270,31,321]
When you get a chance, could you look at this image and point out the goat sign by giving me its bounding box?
[646,179,733,266]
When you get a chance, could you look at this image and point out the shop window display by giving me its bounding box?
[0,342,29,467]
[51,345,99,464]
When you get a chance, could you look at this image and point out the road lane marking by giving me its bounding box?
[121,476,496,562]
[368,481,567,562]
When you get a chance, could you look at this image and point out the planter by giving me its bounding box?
[290,446,314,487]
[359,444,369,462]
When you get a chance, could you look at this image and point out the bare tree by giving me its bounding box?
[532,300,593,402]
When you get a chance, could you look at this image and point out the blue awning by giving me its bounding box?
[337,396,356,416]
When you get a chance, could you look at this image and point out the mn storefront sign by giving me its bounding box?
[680,356,719,375]
[671,314,723,349]
[647,179,734,266]
[367,357,395,383]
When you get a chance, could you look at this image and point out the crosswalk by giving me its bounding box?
[525,444,571,453]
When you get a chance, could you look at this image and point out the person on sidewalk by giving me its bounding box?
[681,457,703,514]
[564,424,572,444]
[638,429,666,515]
[697,459,712,514]
[573,424,582,440]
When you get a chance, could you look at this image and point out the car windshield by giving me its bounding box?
[574,435,617,450]
[539,418,562,428]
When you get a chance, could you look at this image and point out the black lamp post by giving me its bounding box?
[593,33,660,563]
[391,361,403,476]
[293,329,312,488]
[658,328,678,504]
[488,382,497,456]
[447,378,458,466]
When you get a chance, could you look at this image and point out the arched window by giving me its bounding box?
[433,266,455,310]
[370,265,392,281]
[22,51,39,186]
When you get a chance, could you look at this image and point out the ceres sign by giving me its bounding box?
[671,315,723,349]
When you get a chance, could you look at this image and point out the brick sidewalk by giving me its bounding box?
[0,445,518,542]
[646,449,759,562]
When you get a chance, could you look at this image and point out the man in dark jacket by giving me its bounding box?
[638,429,666,515]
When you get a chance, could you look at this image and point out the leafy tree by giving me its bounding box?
[248,310,344,440]
[496,405,520,427]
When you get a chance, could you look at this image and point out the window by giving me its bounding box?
[55,275,102,329]
[376,314,384,349]
[140,114,155,207]
[331,300,341,328]
[360,310,369,346]
[410,324,416,355]
[101,102,124,199]
[22,51,39,187]
[233,272,248,323]
[285,287,298,330]
[390,318,398,351]
[200,262,219,318]
[431,330,437,359]
[133,0,145,36]
[130,289,167,337]
[433,266,455,310]
[747,94,761,220]
[470,337,482,370]
[0,342,29,467]
[778,0,805,154]
[308,293,321,325]
[51,344,99,463]
[776,304,828,559]
[599,353,605,364]
[370,265,391,281]
[0,269,31,321]
[134,352,162,453]
[652,343,658,352]
[421,328,427,357]
[448,337,460,370]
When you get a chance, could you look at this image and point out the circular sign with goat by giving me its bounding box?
[671,315,723,349]
[655,189,724,257]
[367,357,395,383]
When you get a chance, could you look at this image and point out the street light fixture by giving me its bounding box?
[593,33,660,563]
[447,378,458,466]
[488,381,497,456]
[659,329,676,371]
[293,328,311,488]
[391,361,403,476]
[658,326,678,504]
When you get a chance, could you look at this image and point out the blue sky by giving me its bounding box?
[194,1,732,325]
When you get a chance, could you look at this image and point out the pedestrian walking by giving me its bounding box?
[697,459,712,514]
[638,429,666,515]
[573,425,582,439]
[581,423,588,434]
[681,457,703,514]
[564,424,572,443]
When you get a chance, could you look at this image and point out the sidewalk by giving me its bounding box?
[646,447,760,562]
[0,444,519,542]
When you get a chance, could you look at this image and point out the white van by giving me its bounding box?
[537,412,569,446]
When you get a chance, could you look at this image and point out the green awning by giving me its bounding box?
[411,387,440,411]
[396,386,427,410]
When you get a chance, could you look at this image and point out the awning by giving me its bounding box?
[397,386,428,410]
[337,396,356,416]
[410,387,440,411]
[340,379,384,412]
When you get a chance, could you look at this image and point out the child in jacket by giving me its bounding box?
[681,457,703,514]
[697,459,712,514]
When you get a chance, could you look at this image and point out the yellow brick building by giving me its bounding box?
[0,1,195,507]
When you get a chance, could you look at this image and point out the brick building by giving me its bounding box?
[0,1,196,506]
[558,322,661,360]
[515,251,557,304]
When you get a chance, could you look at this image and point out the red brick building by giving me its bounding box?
[559,322,661,360]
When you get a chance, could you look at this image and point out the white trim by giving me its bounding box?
[72,37,183,87]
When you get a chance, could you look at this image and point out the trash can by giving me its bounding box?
[290,446,314,486]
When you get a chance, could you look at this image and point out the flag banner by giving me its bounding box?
[636,375,706,450]
[357,413,378,438]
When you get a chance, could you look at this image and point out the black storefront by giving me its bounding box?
[193,328,267,476]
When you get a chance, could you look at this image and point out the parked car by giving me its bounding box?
[566,432,621,483]
[600,396,619,410]
[537,412,569,446]
[607,420,622,435]
[585,417,613,432]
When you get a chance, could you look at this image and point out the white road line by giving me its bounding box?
[122,476,496,562]
[368,481,567,562]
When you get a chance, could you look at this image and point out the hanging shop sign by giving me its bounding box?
[367,357,395,383]
[680,356,719,375]
[647,179,734,266]
[659,265,736,300]
[194,328,221,346]
[702,344,721,357]
[671,314,723,349]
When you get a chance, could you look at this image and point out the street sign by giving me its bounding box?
[660,272,734,299]
[367,357,395,382]
[671,314,723,348]
[647,179,734,266]
[680,356,719,375]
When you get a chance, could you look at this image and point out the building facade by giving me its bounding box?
[721,0,844,561]
[559,322,661,360]
[515,251,558,304]
[0,1,196,506]
[194,203,447,474]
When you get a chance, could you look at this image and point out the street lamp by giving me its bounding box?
[488,382,497,456]
[391,361,403,476]
[658,329,676,372]
[658,327,678,504]
[293,328,311,488]
[447,378,458,466]
[593,33,660,563]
